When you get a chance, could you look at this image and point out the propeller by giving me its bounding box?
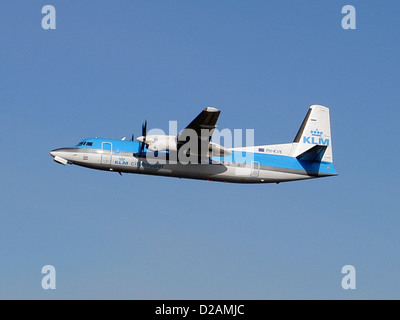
[139,120,147,157]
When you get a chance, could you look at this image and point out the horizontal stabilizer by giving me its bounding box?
[296,145,327,162]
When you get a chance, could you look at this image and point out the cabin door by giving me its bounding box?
[250,161,260,177]
[101,142,112,164]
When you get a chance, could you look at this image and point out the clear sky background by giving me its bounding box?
[1,1,399,299]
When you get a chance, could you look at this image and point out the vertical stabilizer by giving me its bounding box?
[291,105,333,163]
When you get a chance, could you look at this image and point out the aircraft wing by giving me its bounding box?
[178,107,220,141]
[177,107,221,157]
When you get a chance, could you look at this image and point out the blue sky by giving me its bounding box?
[1,1,399,299]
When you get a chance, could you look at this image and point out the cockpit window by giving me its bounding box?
[76,141,93,147]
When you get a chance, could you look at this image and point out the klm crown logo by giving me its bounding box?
[311,129,323,137]
[304,129,329,146]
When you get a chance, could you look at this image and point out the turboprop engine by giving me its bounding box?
[136,135,177,152]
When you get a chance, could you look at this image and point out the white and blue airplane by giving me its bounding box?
[50,105,337,183]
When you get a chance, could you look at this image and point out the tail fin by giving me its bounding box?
[291,105,333,163]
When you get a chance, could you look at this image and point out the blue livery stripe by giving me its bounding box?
[78,139,337,175]
[213,151,337,175]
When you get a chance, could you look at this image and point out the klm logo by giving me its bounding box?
[303,129,329,146]
[115,157,128,165]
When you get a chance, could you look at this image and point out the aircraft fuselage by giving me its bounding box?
[50,139,336,184]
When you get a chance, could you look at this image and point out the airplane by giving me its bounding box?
[50,105,337,184]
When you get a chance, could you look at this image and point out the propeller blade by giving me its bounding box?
[142,120,147,138]
[140,140,145,155]
[139,120,147,157]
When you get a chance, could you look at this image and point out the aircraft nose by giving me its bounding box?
[50,148,63,157]
[50,149,58,157]
[50,148,70,165]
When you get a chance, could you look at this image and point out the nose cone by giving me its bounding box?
[50,148,70,158]
[50,149,61,157]
[50,148,71,165]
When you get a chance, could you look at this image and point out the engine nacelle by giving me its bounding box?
[209,142,231,157]
[137,135,177,152]
[136,135,231,156]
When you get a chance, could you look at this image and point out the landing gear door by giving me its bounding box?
[101,142,112,164]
